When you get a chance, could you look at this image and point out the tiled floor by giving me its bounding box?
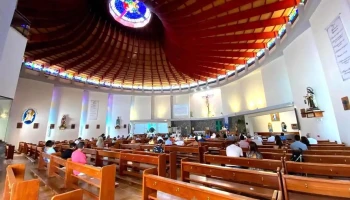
[0,155,142,200]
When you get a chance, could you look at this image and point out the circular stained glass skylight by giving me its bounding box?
[109,0,151,28]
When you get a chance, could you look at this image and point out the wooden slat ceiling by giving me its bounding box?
[18,0,300,87]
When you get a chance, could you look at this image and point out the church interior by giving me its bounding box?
[0,0,350,199]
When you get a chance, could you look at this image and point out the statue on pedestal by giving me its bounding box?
[59,115,67,130]
[304,87,319,111]
[115,117,121,129]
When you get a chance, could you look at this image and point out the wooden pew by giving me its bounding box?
[143,168,258,200]
[3,164,40,200]
[51,189,83,200]
[118,152,167,185]
[132,150,177,179]
[165,146,205,163]
[82,148,97,165]
[181,160,282,199]
[65,159,117,200]
[5,144,14,159]
[120,143,141,150]
[219,150,285,161]
[296,149,350,155]
[284,159,350,178]
[282,173,350,200]
[204,154,282,171]
[285,154,350,164]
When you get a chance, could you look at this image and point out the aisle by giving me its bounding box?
[0,155,142,200]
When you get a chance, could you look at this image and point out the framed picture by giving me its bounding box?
[50,124,55,129]
[71,124,76,129]
[16,123,23,129]
[291,124,298,130]
[342,96,350,110]
[96,124,100,129]
[33,123,39,129]
[85,124,89,129]
[270,113,280,121]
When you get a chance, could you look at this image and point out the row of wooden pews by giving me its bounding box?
[3,163,83,200]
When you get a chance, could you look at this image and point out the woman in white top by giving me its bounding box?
[96,137,104,148]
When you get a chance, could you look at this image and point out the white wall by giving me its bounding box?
[81,91,108,139]
[283,28,341,142]
[261,56,293,107]
[110,95,132,137]
[221,70,267,115]
[249,110,297,133]
[153,95,171,119]
[130,96,151,120]
[0,28,27,98]
[0,0,16,59]
[190,88,223,118]
[47,87,83,141]
[309,0,350,144]
[6,79,53,145]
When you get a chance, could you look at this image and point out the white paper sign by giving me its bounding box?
[89,100,99,120]
[326,16,350,81]
[173,104,189,116]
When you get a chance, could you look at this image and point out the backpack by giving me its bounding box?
[291,149,304,162]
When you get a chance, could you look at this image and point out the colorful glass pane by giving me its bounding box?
[109,0,151,28]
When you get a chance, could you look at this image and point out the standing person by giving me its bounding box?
[44,140,56,163]
[96,137,104,148]
[0,140,6,171]
[61,143,76,159]
[71,142,87,175]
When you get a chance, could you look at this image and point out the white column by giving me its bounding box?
[0,0,16,59]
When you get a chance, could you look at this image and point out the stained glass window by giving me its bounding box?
[109,0,151,28]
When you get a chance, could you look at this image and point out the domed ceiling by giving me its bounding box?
[18,0,302,89]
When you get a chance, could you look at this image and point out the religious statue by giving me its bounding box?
[59,115,67,130]
[281,122,287,132]
[304,87,319,111]
[268,122,273,132]
[115,117,121,129]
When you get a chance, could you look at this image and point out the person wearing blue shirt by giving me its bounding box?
[280,132,286,141]
[290,135,308,151]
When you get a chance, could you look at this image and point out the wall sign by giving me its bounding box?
[326,16,350,81]
[88,100,99,120]
[22,108,36,125]
[173,104,189,116]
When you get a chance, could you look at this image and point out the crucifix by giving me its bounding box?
[202,94,214,117]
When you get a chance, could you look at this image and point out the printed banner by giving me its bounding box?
[89,100,99,120]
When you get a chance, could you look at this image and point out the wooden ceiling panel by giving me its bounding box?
[19,0,300,87]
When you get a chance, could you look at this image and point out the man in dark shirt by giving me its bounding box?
[61,143,77,159]
[153,139,164,153]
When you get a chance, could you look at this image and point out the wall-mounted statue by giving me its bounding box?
[304,87,319,111]
[115,117,121,129]
[59,115,67,130]
[281,122,287,132]
[268,122,273,132]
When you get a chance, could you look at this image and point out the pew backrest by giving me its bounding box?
[142,168,258,200]
[284,160,350,177]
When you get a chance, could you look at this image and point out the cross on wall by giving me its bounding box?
[202,94,214,117]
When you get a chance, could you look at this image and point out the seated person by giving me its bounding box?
[301,136,311,147]
[71,142,87,175]
[238,135,249,148]
[74,137,82,144]
[44,140,56,163]
[267,134,275,142]
[227,134,236,141]
[157,135,164,142]
[226,140,243,157]
[153,139,164,153]
[246,142,263,170]
[205,133,211,139]
[198,134,206,142]
[148,137,156,145]
[274,135,284,149]
[187,136,199,146]
[210,133,216,139]
[290,135,308,151]
[280,133,286,141]
[130,137,136,144]
[306,133,318,144]
[174,136,185,146]
[135,135,141,141]
[61,143,77,159]
[112,137,117,143]
[165,135,173,145]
